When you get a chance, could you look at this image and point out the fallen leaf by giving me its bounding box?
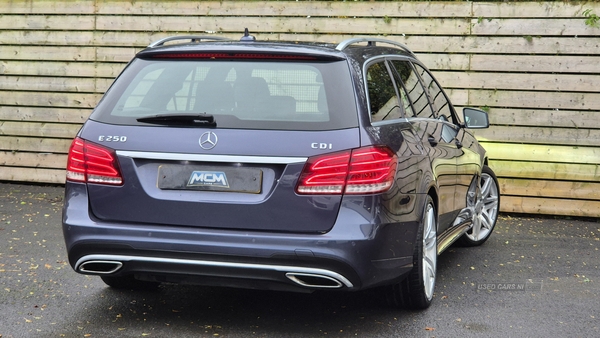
[425,327,435,331]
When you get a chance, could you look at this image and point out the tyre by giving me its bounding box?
[100,275,160,291]
[458,165,500,246]
[387,195,437,310]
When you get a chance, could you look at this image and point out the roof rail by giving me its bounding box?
[335,37,415,56]
[148,36,230,48]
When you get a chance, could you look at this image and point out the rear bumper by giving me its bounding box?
[75,253,354,291]
[62,183,420,292]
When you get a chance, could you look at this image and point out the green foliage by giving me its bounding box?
[476,17,493,23]
[383,15,392,24]
[583,9,599,28]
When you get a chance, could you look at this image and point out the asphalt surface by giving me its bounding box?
[0,182,598,337]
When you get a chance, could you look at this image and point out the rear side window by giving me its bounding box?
[413,63,453,122]
[390,60,434,119]
[91,59,358,131]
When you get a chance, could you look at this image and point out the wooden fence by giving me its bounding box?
[1,1,599,217]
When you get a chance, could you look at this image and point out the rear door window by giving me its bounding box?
[366,60,403,122]
[388,60,415,118]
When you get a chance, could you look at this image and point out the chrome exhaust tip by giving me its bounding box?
[285,272,344,289]
[78,260,123,275]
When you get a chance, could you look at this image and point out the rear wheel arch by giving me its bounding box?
[385,194,437,310]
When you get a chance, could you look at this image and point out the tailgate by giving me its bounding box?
[80,121,360,233]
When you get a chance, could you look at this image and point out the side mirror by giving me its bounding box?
[463,108,489,129]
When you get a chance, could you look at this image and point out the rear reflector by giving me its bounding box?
[296,146,397,195]
[66,137,123,185]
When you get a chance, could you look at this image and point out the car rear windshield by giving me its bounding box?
[90,58,358,131]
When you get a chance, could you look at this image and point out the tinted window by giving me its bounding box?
[366,61,402,122]
[413,63,453,122]
[90,59,358,131]
[389,60,416,118]
[390,60,434,119]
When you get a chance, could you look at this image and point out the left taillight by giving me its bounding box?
[66,137,123,185]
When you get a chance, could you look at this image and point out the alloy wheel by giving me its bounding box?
[422,202,437,300]
[466,169,499,242]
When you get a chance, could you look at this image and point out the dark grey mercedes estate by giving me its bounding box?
[62,31,500,310]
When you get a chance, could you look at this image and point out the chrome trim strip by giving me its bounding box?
[116,151,307,164]
[75,254,354,288]
[437,222,471,255]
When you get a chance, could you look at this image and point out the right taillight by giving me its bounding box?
[296,146,397,195]
[66,137,123,185]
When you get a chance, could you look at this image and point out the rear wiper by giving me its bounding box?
[136,113,216,127]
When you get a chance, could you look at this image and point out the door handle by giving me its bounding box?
[427,135,438,146]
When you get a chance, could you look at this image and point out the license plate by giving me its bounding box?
[157,165,262,193]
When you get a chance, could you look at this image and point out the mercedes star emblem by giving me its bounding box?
[199,131,218,150]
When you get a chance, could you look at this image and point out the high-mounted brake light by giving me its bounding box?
[150,53,318,60]
[296,146,397,195]
[66,137,123,185]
